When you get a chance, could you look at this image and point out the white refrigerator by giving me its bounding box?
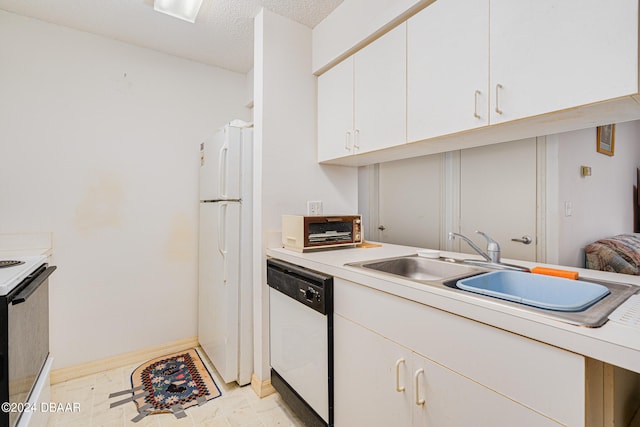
[198,121,253,386]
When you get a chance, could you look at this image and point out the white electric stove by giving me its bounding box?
[0,254,54,427]
[0,255,47,296]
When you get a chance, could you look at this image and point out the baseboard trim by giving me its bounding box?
[50,336,199,385]
[251,373,275,398]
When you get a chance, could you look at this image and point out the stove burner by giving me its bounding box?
[0,260,25,269]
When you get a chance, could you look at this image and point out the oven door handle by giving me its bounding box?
[11,266,56,305]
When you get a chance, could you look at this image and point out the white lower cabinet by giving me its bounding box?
[334,313,412,426]
[334,314,561,427]
[333,278,588,426]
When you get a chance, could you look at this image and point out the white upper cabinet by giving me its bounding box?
[490,0,639,124]
[317,56,354,162]
[407,0,489,142]
[354,22,406,155]
[318,0,640,165]
[317,23,406,162]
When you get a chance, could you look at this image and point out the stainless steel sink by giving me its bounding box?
[353,255,481,281]
[346,255,639,327]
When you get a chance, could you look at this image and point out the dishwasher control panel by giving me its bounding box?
[267,258,333,315]
[301,286,321,303]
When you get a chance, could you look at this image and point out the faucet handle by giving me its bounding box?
[475,231,500,251]
[475,231,500,263]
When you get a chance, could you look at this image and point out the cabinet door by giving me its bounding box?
[333,314,412,427]
[407,0,489,142]
[412,352,562,427]
[490,0,638,124]
[354,23,406,154]
[318,56,354,162]
[335,312,563,427]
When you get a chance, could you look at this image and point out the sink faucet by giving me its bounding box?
[448,231,500,263]
[448,231,529,272]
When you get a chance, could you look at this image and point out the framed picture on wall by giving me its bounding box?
[597,124,615,156]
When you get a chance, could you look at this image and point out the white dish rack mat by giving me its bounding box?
[608,294,640,329]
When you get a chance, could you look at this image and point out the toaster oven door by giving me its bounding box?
[305,217,359,248]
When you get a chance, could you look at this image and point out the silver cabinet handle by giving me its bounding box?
[395,359,406,392]
[474,90,481,119]
[511,235,533,245]
[354,129,360,149]
[414,368,425,406]
[495,83,503,115]
[345,131,352,151]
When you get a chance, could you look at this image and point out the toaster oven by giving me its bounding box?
[282,215,363,252]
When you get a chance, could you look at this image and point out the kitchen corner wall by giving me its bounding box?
[0,11,249,369]
[552,121,640,267]
[253,9,358,382]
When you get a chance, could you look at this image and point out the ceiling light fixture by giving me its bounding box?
[154,0,203,23]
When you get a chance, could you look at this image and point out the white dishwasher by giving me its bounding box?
[267,259,333,427]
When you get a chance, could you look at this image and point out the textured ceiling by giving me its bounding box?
[0,0,343,73]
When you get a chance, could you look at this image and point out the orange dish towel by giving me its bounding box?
[531,266,579,280]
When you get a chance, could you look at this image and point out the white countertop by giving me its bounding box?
[267,243,640,374]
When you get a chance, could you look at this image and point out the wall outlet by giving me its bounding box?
[307,200,323,216]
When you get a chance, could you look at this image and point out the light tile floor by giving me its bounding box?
[46,350,304,427]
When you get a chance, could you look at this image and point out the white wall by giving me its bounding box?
[0,10,249,369]
[554,121,640,267]
[253,9,358,381]
[359,122,640,269]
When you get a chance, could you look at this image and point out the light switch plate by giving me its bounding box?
[564,201,573,217]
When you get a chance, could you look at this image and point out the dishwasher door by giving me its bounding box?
[267,258,333,426]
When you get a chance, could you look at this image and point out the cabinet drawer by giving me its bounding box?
[334,278,585,426]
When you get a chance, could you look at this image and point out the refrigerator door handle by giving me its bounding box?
[218,144,229,198]
[218,202,228,283]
